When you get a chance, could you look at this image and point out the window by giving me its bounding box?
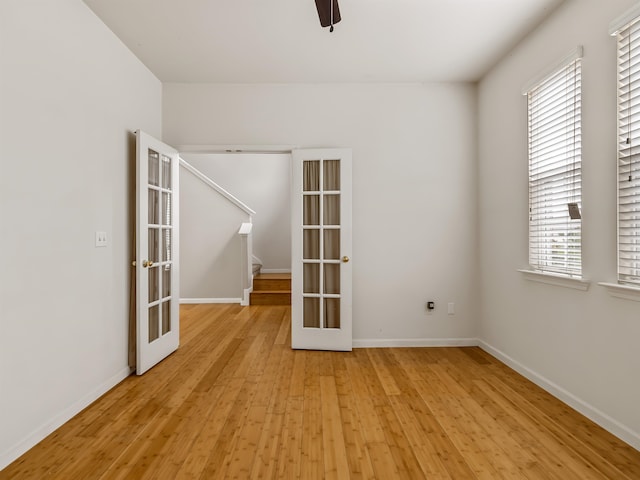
[525,50,583,277]
[616,18,640,285]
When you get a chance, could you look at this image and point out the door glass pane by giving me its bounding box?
[148,150,159,187]
[149,304,159,342]
[162,300,171,335]
[324,195,340,225]
[303,263,320,294]
[304,297,320,328]
[163,228,172,262]
[162,192,171,225]
[303,196,320,225]
[323,229,339,260]
[323,159,340,191]
[324,298,340,329]
[148,228,159,263]
[324,264,340,294]
[161,155,172,190]
[303,229,320,259]
[149,266,159,302]
[162,265,171,298]
[303,160,320,191]
[148,190,159,225]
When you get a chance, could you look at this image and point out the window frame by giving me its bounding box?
[524,48,583,278]
[614,17,640,286]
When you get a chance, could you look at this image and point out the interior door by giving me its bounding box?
[291,148,352,351]
[135,131,180,375]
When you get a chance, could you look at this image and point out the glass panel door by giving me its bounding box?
[292,149,352,351]
[136,131,180,375]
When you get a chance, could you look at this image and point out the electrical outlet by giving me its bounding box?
[426,301,435,315]
[448,302,455,315]
[95,231,107,247]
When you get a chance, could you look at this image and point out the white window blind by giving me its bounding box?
[617,19,640,284]
[526,55,582,277]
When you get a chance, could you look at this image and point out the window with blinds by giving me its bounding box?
[616,18,640,284]
[526,53,582,277]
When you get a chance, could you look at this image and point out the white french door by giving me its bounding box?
[291,148,352,351]
[135,131,180,375]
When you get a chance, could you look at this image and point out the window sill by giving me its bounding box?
[518,269,590,291]
[598,282,640,302]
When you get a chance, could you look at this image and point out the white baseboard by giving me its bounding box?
[353,338,479,348]
[180,298,242,304]
[0,366,131,471]
[478,340,640,452]
[260,269,291,274]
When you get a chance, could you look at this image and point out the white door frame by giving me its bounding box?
[176,145,353,352]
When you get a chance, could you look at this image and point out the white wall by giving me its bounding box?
[0,0,161,468]
[181,153,291,272]
[478,0,640,449]
[179,166,249,300]
[164,83,478,343]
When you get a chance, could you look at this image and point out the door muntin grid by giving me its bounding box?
[147,149,174,342]
[302,159,341,329]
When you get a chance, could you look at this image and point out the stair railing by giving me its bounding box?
[180,157,257,304]
[179,158,255,219]
[238,222,253,306]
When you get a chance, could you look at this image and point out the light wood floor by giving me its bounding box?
[2,304,640,479]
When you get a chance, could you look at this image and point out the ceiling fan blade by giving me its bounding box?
[315,0,341,28]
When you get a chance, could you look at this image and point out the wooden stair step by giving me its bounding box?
[250,273,291,305]
[252,273,291,292]
[250,290,291,305]
[253,278,291,291]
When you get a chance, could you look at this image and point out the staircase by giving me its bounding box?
[250,273,291,305]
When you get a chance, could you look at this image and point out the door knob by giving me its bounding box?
[342,256,350,263]
[142,260,154,268]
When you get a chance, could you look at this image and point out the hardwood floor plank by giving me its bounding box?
[319,375,350,479]
[300,383,324,479]
[137,389,223,480]
[475,378,608,480]
[197,378,259,479]
[288,350,306,398]
[386,395,455,480]
[487,374,627,480]
[488,360,640,479]
[276,396,304,479]
[393,349,480,479]
[344,354,401,478]
[271,346,295,416]
[174,378,245,480]
[249,410,283,479]
[366,348,402,396]
[427,351,557,479]
[224,404,268,478]
[3,304,640,480]
[343,356,387,444]
[331,354,377,480]
[274,306,291,346]
[427,364,531,479]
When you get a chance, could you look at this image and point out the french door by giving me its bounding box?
[135,131,180,375]
[291,148,352,351]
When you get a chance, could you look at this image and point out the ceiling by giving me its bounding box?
[83,0,564,84]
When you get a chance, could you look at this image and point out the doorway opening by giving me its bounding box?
[178,151,292,304]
